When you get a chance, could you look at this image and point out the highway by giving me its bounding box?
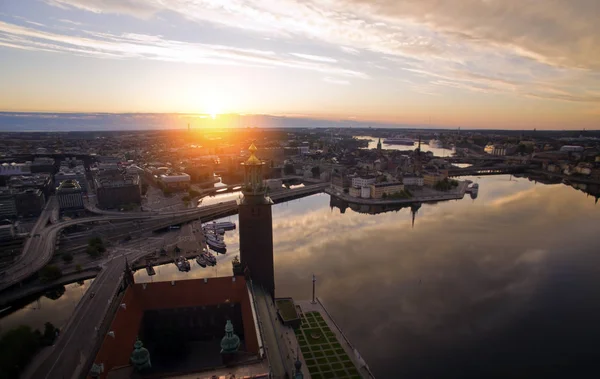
[0,184,328,292]
[25,238,166,379]
[17,183,327,378]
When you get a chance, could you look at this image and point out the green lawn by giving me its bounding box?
[296,311,362,379]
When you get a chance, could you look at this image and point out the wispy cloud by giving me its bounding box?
[57,19,82,26]
[290,53,337,63]
[36,0,600,105]
[323,77,350,85]
[0,21,368,78]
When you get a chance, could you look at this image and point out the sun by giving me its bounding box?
[210,113,217,120]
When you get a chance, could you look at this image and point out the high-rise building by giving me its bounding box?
[237,143,275,297]
[57,179,84,211]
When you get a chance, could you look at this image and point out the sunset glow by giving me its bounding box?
[0,0,598,129]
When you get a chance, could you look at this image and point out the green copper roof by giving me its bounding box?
[220,320,241,354]
[130,338,151,370]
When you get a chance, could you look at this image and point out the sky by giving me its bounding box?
[0,0,599,129]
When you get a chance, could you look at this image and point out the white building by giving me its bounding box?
[402,175,424,187]
[360,186,371,199]
[560,145,584,153]
[159,173,191,190]
[0,162,31,177]
[351,176,376,188]
[299,146,310,155]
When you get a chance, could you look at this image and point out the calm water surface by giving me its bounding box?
[5,175,600,378]
[356,135,455,157]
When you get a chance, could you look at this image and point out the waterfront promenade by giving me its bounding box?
[325,181,468,205]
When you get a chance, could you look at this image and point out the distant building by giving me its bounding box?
[57,180,84,211]
[0,162,31,178]
[184,164,213,182]
[349,186,361,198]
[351,176,376,188]
[298,146,310,155]
[423,171,447,187]
[95,174,141,209]
[0,223,15,240]
[402,174,424,187]
[8,174,53,197]
[370,181,404,199]
[55,166,87,192]
[484,144,517,156]
[0,189,17,218]
[31,157,56,174]
[560,145,585,153]
[15,188,46,217]
[264,179,283,192]
[159,173,191,190]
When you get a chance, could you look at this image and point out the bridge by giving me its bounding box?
[447,164,530,177]
[0,184,328,292]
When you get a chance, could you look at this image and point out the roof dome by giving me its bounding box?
[220,320,240,354]
[130,338,151,370]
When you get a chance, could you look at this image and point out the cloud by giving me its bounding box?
[323,76,350,85]
[290,52,337,63]
[0,21,368,78]
[39,0,600,106]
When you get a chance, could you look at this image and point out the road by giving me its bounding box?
[25,238,165,379]
[0,184,327,292]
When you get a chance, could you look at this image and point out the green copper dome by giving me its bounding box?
[130,338,151,370]
[220,320,240,354]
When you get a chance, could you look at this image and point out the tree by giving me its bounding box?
[284,163,295,175]
[141,183,149,195]
[42,322,58,346]
[182,195,191,202]
[44,286,65,300]
[39,265,62,283]
[311,166,320,178]
[87,245,100,258]
[0,326,42,378]
[75,264,82,272]
[61,252,73,263]
[382,192,387,198]
[174,245,181,253]
[188,189,201,198]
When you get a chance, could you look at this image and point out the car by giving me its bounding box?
[90,292,95,299]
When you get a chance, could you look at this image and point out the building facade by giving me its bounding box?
[0,190,17,218]
[423,172,447,187]
[15,188,46,217]
[159,173,191,190]
[95,174,141,209]
[57,180,84,211]
[351,176,376,188]
[402,175,424,187]
[370,182,404,199]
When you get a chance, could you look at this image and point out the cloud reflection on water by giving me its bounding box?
[272,178,600,377]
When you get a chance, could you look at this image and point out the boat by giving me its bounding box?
[196,255,207,268]
[202,250,217,266]
[175,256,191,272]
[383,136,414,146]
[206,239,227,254]
[203,221,236,231]
[429,139,443,148]
[145,265,156,276]
[204,234,225,243]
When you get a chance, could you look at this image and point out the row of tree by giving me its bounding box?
[0,323,58,378]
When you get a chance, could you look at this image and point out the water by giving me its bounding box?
[0,279,93,335]
[4,176,600,377]
[356,135,455,157]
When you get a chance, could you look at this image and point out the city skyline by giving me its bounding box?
[0,0,599,129]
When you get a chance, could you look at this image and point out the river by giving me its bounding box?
[3,175,600,378]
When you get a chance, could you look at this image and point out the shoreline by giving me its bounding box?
[324,182,469,205]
